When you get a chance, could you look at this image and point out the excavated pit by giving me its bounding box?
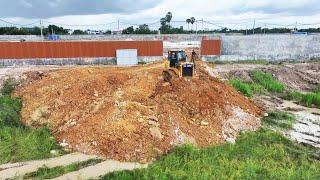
[14,62,262,162]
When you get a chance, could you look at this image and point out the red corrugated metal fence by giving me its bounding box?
[0,41,163,59]
[201,40,221,56]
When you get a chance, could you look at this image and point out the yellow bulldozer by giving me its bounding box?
[163,50,195,82]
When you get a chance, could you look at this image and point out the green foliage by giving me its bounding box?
[23,159,103,179]
[230,79,253,97]
[214,60,269,65]
[0,127,60,164]
[284,91,320,108]
[251,71,285,93]
[101,129,320,179]
[1,77,18,95]
[0,95,61,164]
[229,78,266,97]
[262,111,296,130]
[0,96,22,127]
[72,29,88,35]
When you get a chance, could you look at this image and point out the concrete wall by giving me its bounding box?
[0,56,162,66]
[217,34,320,61]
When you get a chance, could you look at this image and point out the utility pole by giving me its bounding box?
[196,20,198,36]
[40,20,43,41]
[245,25,248,36]
[202,18,204,34]
[117,20,120,32]
[252,19,256,35]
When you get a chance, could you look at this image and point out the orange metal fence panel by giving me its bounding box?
[201,40,222,56]
[0,41,163,59]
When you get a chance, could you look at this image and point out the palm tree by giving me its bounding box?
[190,17,196,32]
[186,19,191,32]
[166,12,173,24]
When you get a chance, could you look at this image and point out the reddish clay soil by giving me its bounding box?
[14,61,261,162]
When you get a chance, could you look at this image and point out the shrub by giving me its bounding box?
[0,96,22,127]
[1,77,18,95]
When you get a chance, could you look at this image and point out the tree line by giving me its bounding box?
[1,12,320,35]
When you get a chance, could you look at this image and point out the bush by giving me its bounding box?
[251,71,285,93]
[0,96,22,127]
[1,77,18,95]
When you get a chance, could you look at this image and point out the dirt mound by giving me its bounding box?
[14,62,261,162]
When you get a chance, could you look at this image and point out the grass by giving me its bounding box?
[251,71,285,93]
[23,158,103,179]
[229,71,285,97]
[284,91,320,108]
[0,79,62,164]
[1,77,18,96]
[101,129,320,180]
[214,60,269,65]
[262,111,296,130]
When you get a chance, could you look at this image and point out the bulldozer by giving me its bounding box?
[163,50,195,82]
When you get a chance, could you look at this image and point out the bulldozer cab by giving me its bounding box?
[168,51,187,68]
[163,50,195,81]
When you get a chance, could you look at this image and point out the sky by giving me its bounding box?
[1,0,320,30]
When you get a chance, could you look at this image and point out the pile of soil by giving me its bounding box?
[14,62,261,162]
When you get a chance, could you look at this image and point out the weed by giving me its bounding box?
[0,94,62,164]
[214,60,269,65]
[230,79,253,97]
[284,91,320,108]
[1,77,18,95]
[101,129,320,179]
[262,111,296,130]
[0,96,22,127]
[23,159,103,179]
[251,71,285,93]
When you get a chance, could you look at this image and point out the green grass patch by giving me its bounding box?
[101,129,320,180]
[284,91,320,108]
[0,87,62,164]
[229,78,265,97]
[262,111,296,130]
[251,71,285,93]
[229,71,284,97]
[1,77,18,95]
[214,60,269,65]
[23,158,103,179]
[0,126,61,164]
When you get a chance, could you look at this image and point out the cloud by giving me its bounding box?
[0,0,161,18]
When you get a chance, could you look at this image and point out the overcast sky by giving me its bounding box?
[1,0,320,30]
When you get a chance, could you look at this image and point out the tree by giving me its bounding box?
[165,12,173,24]
[186,19,191,31]
[73,29,87,35]
[122,26,134,34]
[135,24,152,34]
[190,17,196,31]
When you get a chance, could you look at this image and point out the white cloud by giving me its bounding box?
[1,0,320,30]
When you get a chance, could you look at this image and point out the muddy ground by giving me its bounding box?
[210,62,320,148]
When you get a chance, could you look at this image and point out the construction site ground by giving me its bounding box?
[1,61,320,178]
[13,61,261,163]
